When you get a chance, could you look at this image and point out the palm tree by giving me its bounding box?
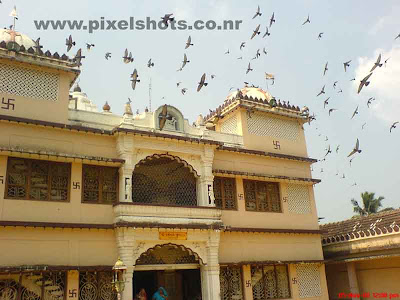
[351,192,385,216]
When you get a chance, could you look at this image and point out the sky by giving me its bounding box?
[1,0,399,224]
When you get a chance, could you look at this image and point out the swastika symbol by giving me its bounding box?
[273,140,281,150]
[0,176,4,184]
[73,182,80,190]
[68,289,77,298]
[1,98,15,110]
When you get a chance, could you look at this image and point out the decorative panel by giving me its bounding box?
[251,265,290,300]
[79,272,116,300]
[247,113,300,141]
[0,63,59,101]
[220,267,243,300]
[296,264,322,298]
[287,184,311,214]
[220,115,238,135]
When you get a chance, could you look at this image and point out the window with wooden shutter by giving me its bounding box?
[243,180,281,212]
[213,177,237,210]
[82,164,118,204]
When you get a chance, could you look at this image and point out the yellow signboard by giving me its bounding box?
[159,232,187,240]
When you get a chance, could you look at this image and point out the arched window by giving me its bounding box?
[132,155,197,206]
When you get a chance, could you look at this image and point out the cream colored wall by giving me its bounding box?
[325,263,350,299]
[219,231,324,263]
[0,226,117,266]
[0,58,74,124]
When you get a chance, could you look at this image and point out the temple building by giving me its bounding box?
[321,209,400,298]
[0,28,329,300]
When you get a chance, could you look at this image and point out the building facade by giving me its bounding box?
[321,209,400,299]
[0,29,329,300]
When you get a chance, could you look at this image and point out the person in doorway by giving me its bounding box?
[136,288,147,300]
[152,287,168,300]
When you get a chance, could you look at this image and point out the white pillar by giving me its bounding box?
[199,148,215,207]
[116,228,135,300]
[346,262,360,299]
[116,136,135,203]
[201,230,221,300]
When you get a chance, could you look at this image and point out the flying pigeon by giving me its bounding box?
[347,138,362,157]
[344,60,351,72]
[66,35,75,52]
[159,104,171,130]
[161,14,174,27]
[246,63,253,74]
[197,73,208,92]
[251,24,261,39]
[252,5,262,19]
[178,53,190,71]
[240,42,246,50]
[367,97,375,108]
[123,49,134,63]
[185,36,193,49]
[370,54,382,72]
[317,32,323,40]
[317,85,325,97]
[358,73,373,94]
[263,47,267,55]
[130,68,140,90]
[269,12,276,28]
[323,62,328,76]
[333,81,338,89]
[324,97,330,109]
[324,145,332,157]
[181,88,187,95]
[351,105,359,119]
[147,58,154,68]
[302,14,310,25]
[86,43,95,50]
[72,48,85,67]
[390,122,399,133]
[105,52,111,60]
[263,27,271,38]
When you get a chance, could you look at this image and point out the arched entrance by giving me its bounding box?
[133,244,202,300]
[131,154,198,207]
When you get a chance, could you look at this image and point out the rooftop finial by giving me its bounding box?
[9,6,18,32]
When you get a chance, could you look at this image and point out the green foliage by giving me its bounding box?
[351,192,385,216]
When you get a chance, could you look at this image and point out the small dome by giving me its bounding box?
[226,87,273,102]
[0,29,36,49]
[73,84,81,92]
[103,101,111,112]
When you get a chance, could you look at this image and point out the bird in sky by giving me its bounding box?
[323,62,328,76]
[302,14,311,25]
[338,88,343,93]
[211,74,216,79]
[237,56,243,60]
[370,53,382,72]
[252,5,262,19]
[384,57,390,67]
[159,104,170,131]
[390,122,399,133]
[351,105,359,119]
[336,145,340,153]
[318,32,323,40]
[395,33,400,40]
[367,97,375,108]
[105,52,111,60]
[197,73,208,92]
[65,35,75,52]
[225,49,230,54]
[263,47,267,55]
[343,60,351,72]
[72,48,85,67]
[328,108,337,116]
[161,14,174,27]
[269,12,276,28]
[347,138,362,157]
[130,69,140,90]
[333,81,338,89]
[263,27,271,38]
[185,36,193,49]
[86,43,95,51]
[181,88,187,95]
[178,53,190,71]
[358,73,373,94]
[246,63,253,74]
[324,97,330,109]
[123,49,134,63]
[324,145,332,157]
[362,122,367,130]
[240,42,246,50]
[317,85,325,97]
[251,24,261,39]
[147,58,154,68]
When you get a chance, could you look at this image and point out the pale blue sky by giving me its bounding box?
[2,0,399,223]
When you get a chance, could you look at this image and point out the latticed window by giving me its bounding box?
[243,180,281,212]
[0,272,66,300]
[251,265,290,299]
[132,156,197,206]
[82,165,119,204]
[220,266,244,300]
[214,177,237,210]
[79,271,117,300]
[5,157,70,201]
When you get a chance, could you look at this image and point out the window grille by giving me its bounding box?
[0,272,66,300]
[82,165,119,204]
[132,157,197,206]
[220,115,238,135]
[135,244,200,265]
[296,264,322,298]
[220,266,244,300]
[287,184,311,214]
[243,180,281,212]
[251,265,290,300]
[79,271,117,300]
[214,177,237,210]
[0,62,59,101]
[5,157,70,202]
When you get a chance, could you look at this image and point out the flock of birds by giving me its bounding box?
[13,6,399,180]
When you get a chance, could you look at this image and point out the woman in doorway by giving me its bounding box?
[152,287,168,300]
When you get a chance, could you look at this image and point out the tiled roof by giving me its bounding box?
[320,208,400,245]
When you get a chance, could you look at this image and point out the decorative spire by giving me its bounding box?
[124,100,133,116]
[103,101,111,112]
[73,83,81,93]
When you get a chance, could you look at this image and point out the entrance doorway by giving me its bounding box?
[133,269,201,300]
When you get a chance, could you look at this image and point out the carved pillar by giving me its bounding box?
[115,228,135,300]
[199,147,215,207]
[116,136,135,203]
[201,230,221,300]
